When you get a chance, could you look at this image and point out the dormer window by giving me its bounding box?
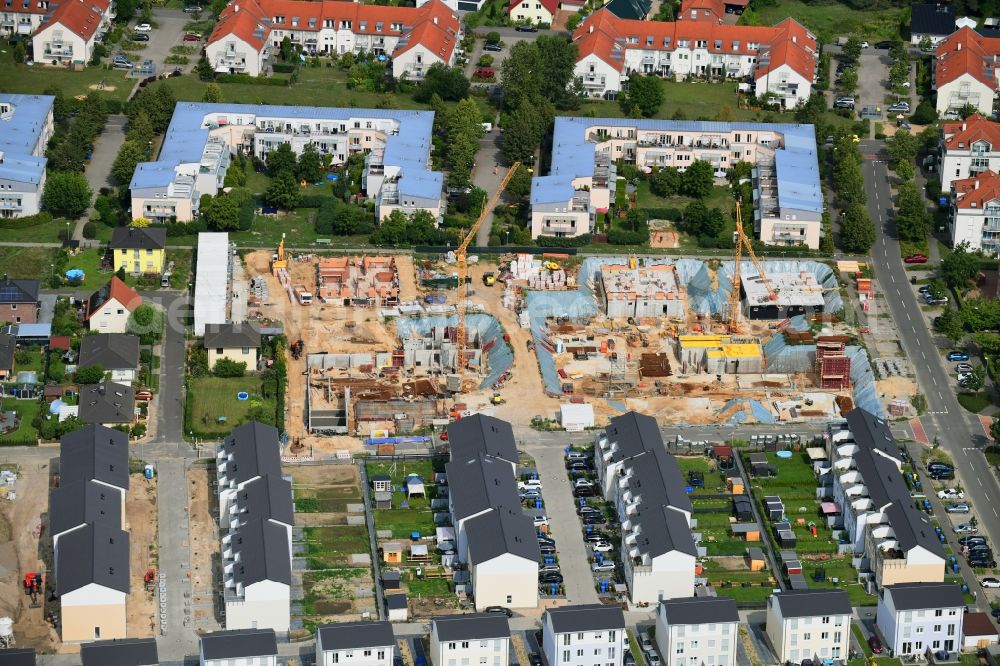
[376,21,383,30]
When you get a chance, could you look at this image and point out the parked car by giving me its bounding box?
[473,67,495,78]
[183,32,202,41]
[183,4,203,11]
[515,23,538,31]
[860,40,870,47]
[834,98,855,109]
[979,577,1000,589]
[573,486,596,498]
[581,513,605,526]
[874,40,893,49]
[578,506,601,516]
[868,635,884,655]
[533,515,550,527]
[539,572,563,584]
[954,522,978,533]
[639,632,653,651]
[573,478,594,489]
[113,57,132,69]
[537,536,555,547]
[539,564,560,574]
[584,533,609,544]
[538,543,556,555]
[969,556,997,568]
[518,479,543,491]
[566,451,590,461]
[887,101,910,113]
[519,489,541,500]
[956,363,974,373]
[625,650,636,666]
[904,254,929,264]
[566,460,593,471]
[528,654,543,666]
[948,351,970,362]
[645,649,662,666]
[484,43,503,52]
[591,541,614,553]
[134,22,152,31]
[591,561,616,572]
[960,536,987,547]
[938,489,965,500]
[946,503,971,514]
[132,32,149,41]
[926,295,949,305]
[484,606,513,617]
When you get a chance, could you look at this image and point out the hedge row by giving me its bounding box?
[0,212,53,229]
[216,73,288,86]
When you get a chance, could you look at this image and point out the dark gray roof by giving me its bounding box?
[0,648,35,666]
[59,424,129,490]
[79,334,140,371]
[772,589,851,618]
[911,3,955,36]
[546,604,625,634]
[204,322,261,350]
[447,413,517,463]
[50,479,122,537]
[845,409,900,462]
[235,474,294,527]
[110,226,166,250]
[605,0,650,20]
[628,504,697,559]
[386,594,407,610]
[433,614,510,642]
[232,518,291,586]
[318,621,395,651]
[465,508,540,564]
[81,639,157,666]
[622,446,693,516]
[445,455,520,522]
[200,629,277,660]
[0,277,38,305]
[0,333,14,372]
[56,522,129,595]
[885,582,966,611]
[660,597,739,626]
[884,502,943,557]
[78,381,135,425]
[603,411,662,464]
[221,421,282,485]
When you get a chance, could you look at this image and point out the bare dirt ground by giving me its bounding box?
[187,466,221,631]
[648,221,681,249]
[876,376,918,406]
[0,459,55,651]
[125,473,158,638]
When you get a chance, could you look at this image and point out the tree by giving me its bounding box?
[44,85,69,124]
[990,417,1000,443]
[13,41,25,64]
[201,194,240,231]
[42,172,92,217]
[965,365,987,392]
[280,35,294,61]
[620,75,663,118]
[895,159,914,181]
[942,242,980,288]
[266,143,297,178]
[202,83,223,103]
[126,303,163,344]
[499,36,578,112]
[934,306,965,343]
[886,129,918,167]
[681,160,715,199]
[566,13,582,29]
[413,64,470,102]
[213,357,247,377]
[485,31,501,45]
[842,36,862,64]
[265,171,301,210]
[837,68,859,95]
[650,167,682,197]
[840,202,875,253]
[958,103,979,120]
[501,100,545,163]
[111,141,147,185]
[126,110,155,147]
[506,164,532,200]
[296,143,324,184]
[894,180,930,241]
[961,297,1000,332]
[75,364,106,384]
[910,101,938,125]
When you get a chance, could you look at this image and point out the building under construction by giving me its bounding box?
[742,271,826,320]
[815,335,851,390]
[676,335,764,374]
[317,256,399,307]
[599,263,686,318]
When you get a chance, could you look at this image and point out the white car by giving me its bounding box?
[134,23,152,31]
[639,632,653,651]
[938,489,965,500]
[591,541,614,553]
[646,650,662,666]
[518,479,542,491]
[981,577,1000,588]
[860,40,870,48]
[591,561,615,572]
[533,515,549,527]
[954,522,978,534]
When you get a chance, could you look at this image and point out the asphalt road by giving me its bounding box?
[861,143,1000,576]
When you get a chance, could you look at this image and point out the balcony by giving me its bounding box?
[43,44,74,57]
[581,75,606,89]
[0,200,23,211]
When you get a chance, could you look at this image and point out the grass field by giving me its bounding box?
[303,526,370,568]
[366,460,442,539]
[753,0,904,41]
[0,247,61,280]
[0,50,133,103]
[1,217,73,243]
[61,248,115,290]
[186,375,272,435]
[294,484,363,513]
[958,392,991,413]
[0,398,40,445]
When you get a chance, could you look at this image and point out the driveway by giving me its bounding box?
[525,442,599,606]
[73,114,127,241]
[856,51,890,131]
[470,132,504,246]
[142,8,197,74]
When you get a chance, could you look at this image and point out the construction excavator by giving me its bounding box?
[455,162,521,373]
[727,197,776,334]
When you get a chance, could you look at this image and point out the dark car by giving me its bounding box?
[566,460,593,471]
[584,533,609,544]
[573,486,596,498]
[537,536,555,547]
[539,572,564,584]
[539,543,556,555]
[868,635,884,654]
[484,43,503,52]
[874,40,893,49]
[578,506,601,515]
[582,513,605,526]
[484,606,513,617]
[183,32,202,41]
[960,536,988,546]
[515,23,538,31]
[528,654,543,666]
[132,32,149,41]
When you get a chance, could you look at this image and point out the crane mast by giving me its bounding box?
[727,198,776,333]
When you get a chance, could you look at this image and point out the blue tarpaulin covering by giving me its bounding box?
[394,314,512,390]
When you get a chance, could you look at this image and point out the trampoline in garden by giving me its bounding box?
[237,392,249,401]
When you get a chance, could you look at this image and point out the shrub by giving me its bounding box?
[213,358,247,377]
[0,211,53,230]
[539,234,592,248]
[76,364,106,384]
[82,221,97,239]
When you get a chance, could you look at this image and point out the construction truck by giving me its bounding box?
[271,233,288,272]
[491,393,505,405]
[483,272,496,286]
[24,572,41,607]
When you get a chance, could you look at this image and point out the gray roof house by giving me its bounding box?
[465,508,540,564]
[433,614,511,641]
[0,333,15,377]
[770,589,852,618]
[200,628,277,665]
[55,521,130,596]
[316,621,396,660]
[545,604,626,634]
[204,322,262,350]
[80,638,158,666]
[78,381,136,425]
[659,596,740,626]
[219,421,282,487]
[880,582,966,611]
[50,478,123,539]
[447,413,518,463]
[58,424,129,491]
[0,276,39,312]
[110,226,166,251]
[232,474,294,528]
[231,518,292,588]
[79,334,140,373]
[910,3,956,44]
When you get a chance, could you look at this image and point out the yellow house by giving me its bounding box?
[203,322,261,372]
[110,227,167,275]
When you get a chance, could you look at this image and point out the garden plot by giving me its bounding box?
[290,465,375,629]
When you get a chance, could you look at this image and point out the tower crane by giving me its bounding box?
[455,161,520,371]
[727,197,776,333]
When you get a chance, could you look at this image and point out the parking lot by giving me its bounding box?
[118,8,199,76]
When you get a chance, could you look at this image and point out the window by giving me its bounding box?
[480,641,488,648]
[935,610,943,617]
[448,643,456,650]
[332,655,339,664]
[563,652,570,663]
[821,633,829,640]
[609,631,616,642]
[947,625,956,636]
[364,650,372,657]
[934,625,941,632]
[676,643,684,654]
[578,634,585,641]
[822,617,831,624]
[461,642,469,649]
[803,634,811,641]
[506,595,512,604]
[563,635,571,646]
[916,627,924,634]
[577,650,584,657]
[378,651,385,659]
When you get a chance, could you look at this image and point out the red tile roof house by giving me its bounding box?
[506,0,558,26]
[30,0,115,67]
[933,27,1000,118]
[948,168,1000,254]
[572,9,816,109]
[85,277,142,334]
[204,0,459,80]
[0,276,39,324]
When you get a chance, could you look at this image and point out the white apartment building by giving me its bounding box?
[430,615,511,666]
[766,590,852,665]
[940,114,1000,191]
[531,117,822,247]
[31,0,113,67]
[200,629,278,666]
[205,0,459,80]
[130,103,443,225]
[656,597,740,666]
[542,605,627,666]
[316,622,395,666]
[876,583,965,657]
[593,412,697,605]
[827,410,945,590]
[934,27,1000,117]
[572,10,815,108]
[949,170,1000,254]
[0,94,53,218]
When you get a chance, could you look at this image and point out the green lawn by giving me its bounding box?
[406,576,451,597]
[60,248,114,290]
[0,247,61,280]
[1,217,73,243]
[303,526,370,567]
[294,484,362,513]
[627,631,648,666]
[366,460,442,539]
[0,398,40,445]
[0,51,133,103]
[753,0,904,41]
[163,213,370,249]
[958,392,991,413]
[186,375,273,435]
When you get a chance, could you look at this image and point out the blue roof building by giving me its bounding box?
[0,94,54,218]
[129,102,444,224]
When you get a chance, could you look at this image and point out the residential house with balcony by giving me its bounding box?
[110,227,166,275]
[876,583,965,657]
[130,103,443,225]
[656,597,741,666]
[531,117,822,247]
[941,114,1000,191]
[316,621,395,666]
[205,0,459,79]
[948,169,1000,254]
[827,409,945,591]
[592,411,696,605]
[766,590,852,665]
[572,9,815,108]
[542,604,627,666]
[430,614,511,666]
[933,27,1000,117]
[31,0,113,66]
[0,0,50,38]
[0,94,53,218]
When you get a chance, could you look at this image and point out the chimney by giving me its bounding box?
[433,15,438,23]
[234,3,238,9]
[958,41,962,51]
[963,121,968,130]
[589,24,594,32]
[976,179,980,189]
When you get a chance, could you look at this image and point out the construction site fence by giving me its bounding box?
[414,246,578,255]
[394,314,513,390]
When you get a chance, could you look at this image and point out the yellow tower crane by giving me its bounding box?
[727,197,776,333]
[455,161,520,371]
